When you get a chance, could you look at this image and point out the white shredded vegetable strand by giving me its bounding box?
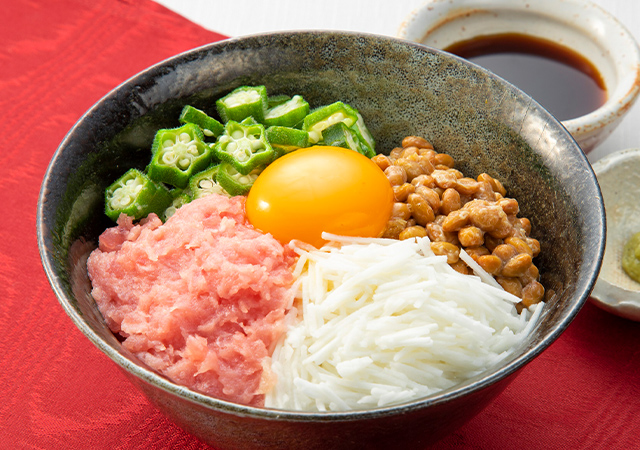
[265,236,543,412]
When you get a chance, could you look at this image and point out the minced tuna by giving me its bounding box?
[87,194,296,406]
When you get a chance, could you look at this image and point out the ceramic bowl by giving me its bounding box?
[397,0,640,153]
[37,31,605,449]
[590,149,640,321]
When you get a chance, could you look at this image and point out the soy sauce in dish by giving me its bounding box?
[444,33,607,121]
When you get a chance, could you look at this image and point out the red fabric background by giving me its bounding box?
[1,0,638,448]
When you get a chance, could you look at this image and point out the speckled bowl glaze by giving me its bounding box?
[397,0,640,153]
[591,149,640,322]
[37,31,604,449]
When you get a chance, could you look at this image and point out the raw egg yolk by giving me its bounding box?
[245,146,394,248]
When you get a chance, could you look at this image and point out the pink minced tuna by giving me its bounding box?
[87,194,296,406]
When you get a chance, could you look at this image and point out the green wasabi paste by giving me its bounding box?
[622,232,640,282]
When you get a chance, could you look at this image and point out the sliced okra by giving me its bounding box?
[162,191,192,221]
[148,123,213,189]
[322,122,367,155]
[302,101,359,144]
[263,95,310,128]
[179,105,224,138]
[351,112,376,157]
[105,168,173,222]
[267,94,291,108]
[266,126,309,155]
[188,165,229,200]
[214,120,275,175]
[217,162,263,196]
[216,85,268,123]
[240,116,259,126]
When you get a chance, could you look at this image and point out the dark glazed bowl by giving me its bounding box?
[37,31,605,449]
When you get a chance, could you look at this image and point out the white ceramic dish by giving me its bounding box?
[590,148,640,322]
[397,0,640,153]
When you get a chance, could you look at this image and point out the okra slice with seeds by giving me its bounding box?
[216,85,268,123]
[148,123,213,189]
[302,101,359,144]
[179,105,224,138]
[263,95,310,128]
[217,162,263,196]
[214,120,275,175]
[266,126,309,155]
[162,191,192,221]
[322,122,368,156]
[188,165,229,200]
[105,168,173,222]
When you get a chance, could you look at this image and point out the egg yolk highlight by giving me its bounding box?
[246,146,394,248]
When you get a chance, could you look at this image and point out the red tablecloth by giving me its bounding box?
[1,0,639,448]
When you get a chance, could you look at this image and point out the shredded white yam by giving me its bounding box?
[265,235,544,412]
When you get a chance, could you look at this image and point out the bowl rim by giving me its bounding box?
[37,29,604,421]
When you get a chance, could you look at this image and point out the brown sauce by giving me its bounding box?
[444,33,607,121]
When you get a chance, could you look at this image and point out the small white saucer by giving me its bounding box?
[591,149,640,321]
